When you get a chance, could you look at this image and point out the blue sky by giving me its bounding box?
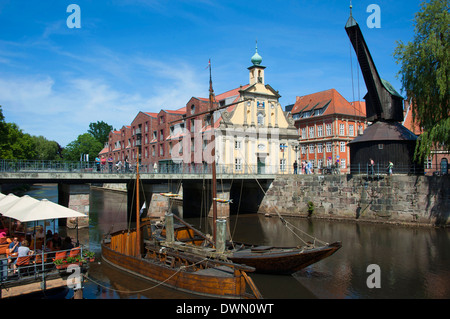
[0,0,421,147]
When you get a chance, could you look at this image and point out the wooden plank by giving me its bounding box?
[1,277,67,299]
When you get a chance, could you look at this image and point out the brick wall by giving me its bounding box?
[258,174,449,227]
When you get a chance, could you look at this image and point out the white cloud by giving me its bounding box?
[0,55,204,147]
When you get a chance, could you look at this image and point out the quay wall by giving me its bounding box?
[257,174,450,227]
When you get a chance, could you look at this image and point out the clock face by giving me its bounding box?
[258,144,265,151]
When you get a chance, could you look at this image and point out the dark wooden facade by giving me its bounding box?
[348,121,422,174]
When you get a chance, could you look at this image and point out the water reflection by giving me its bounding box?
[22,185,450,299]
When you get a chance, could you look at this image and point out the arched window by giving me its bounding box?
[257,112,264,126]
[441,158,448,175]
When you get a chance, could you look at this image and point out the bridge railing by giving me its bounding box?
[0,160,97,173]
[1,159,443,176]
[0,160,282,175]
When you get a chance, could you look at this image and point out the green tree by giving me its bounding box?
[62,133,103,162]
[1,123,37,159]
[31,135,62,161]
[393,0,449,161]
[88,121,114,146]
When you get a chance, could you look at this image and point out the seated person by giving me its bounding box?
[7,237,20,264]
[50,233,62,251]
[61,236,74,250]
[33,226,45,248]
[13,240,34,273]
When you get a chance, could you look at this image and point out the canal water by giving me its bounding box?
[23,184,449,299]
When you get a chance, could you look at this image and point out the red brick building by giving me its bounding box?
[290,88,367,173]
[402,100,449,175]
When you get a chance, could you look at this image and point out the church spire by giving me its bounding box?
[251,40,263,66]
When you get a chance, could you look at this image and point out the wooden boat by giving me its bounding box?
[101,229,262,299]
[227,241,342,275]
[155,214,341,275]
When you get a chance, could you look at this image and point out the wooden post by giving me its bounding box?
[165,213,174,243]
[136,149,141,257]
[216,218,226,254]
[73,288,83,299]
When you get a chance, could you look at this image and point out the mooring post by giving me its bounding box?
[73,288,83,299]
[216,218,226,254]
[165,213,174,243]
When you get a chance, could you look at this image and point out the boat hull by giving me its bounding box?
[101,241,256,299]
[228,242,342,275]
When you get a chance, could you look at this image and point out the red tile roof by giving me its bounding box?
[402,100,422,135]
[291,89,366,118]
[216,85,249,102]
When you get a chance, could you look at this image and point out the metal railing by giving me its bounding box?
[0,247,86,286]
[0,159,446,176]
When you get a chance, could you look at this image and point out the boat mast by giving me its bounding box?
[208,59,218,243]
[136,148,141,256]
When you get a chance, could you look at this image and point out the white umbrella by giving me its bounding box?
[0,192,6,200]
[0,193,21,214]
[3,198,86,222]
[1,195,41,220]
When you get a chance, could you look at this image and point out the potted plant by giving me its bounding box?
[66,255,85,266]
[53,258,71,269]
[83,250,95,262]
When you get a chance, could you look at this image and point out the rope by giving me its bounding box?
[230,178,244,244]
[236,149,329,247]
[82,257,210,294]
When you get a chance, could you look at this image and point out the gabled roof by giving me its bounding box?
[402,100,422,135]
[164,107,186,115]
[239,83,280,98]
[216,85,250,103]
[291,88,366,118]
[99,147,109,155]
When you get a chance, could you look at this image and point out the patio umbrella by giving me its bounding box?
[0,192,5,200]
[0,193,21,214]
[11,198,87,222]
[1,195,41,220]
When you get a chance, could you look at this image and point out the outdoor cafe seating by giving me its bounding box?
[1,245,86,281]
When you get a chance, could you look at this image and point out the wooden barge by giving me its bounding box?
[101,230,262,299]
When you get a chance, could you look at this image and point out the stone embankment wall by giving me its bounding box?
[258,175,449,227]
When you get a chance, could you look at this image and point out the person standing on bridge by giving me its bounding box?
[124,156,130,172]
[95,156,101,172]
[108,156,114,173]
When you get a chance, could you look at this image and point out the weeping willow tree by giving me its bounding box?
[394,0,449,161]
